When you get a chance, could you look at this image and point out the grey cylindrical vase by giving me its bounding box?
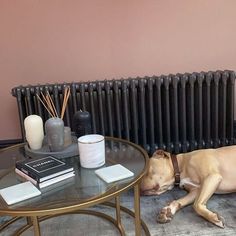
[45,117,64,152]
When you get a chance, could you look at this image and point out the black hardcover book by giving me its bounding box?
[15,156,74,183]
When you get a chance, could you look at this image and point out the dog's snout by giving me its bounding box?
[154,184,160,191]
[140,190,146,196]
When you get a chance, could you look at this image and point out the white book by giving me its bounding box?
[0,181,41,205]
[38,171,75,188]
[95,164,134,183]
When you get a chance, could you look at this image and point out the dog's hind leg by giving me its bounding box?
[193,173,224,228]
[157,188,199,223]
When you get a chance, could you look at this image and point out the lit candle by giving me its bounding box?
[24,115,44,150]
[72,110,92,138]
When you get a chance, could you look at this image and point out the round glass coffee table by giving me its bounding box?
[0,137,150,236]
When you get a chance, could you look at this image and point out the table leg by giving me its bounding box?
[31,216,41,236]
[27,217,32,225]
[115,196,121,223]
[115,196,125,235]
[134,183,141,236]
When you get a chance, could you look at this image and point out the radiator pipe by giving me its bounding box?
[130,79,139,145]
[154,77,164,151]
[113,81,122,139]
[97,82,105,136]
[204,72,213,148]
[121,80,130,141]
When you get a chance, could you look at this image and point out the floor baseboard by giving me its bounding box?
[0,139,23,149]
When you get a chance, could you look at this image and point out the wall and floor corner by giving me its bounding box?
[1,1,236,142]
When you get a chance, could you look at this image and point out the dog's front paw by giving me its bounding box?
[157,207,173,223]
[213,213,225,228]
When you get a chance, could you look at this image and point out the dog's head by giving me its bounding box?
[140,150,175,195]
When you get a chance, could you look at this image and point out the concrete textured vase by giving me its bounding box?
[45,117,64,152]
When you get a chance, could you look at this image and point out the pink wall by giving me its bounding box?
[1,1,236,140]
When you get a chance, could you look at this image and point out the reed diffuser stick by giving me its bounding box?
[37,87,70,119]
[36,94,54,117]
[47,91,58,117]
[41,92,56,117]
[60,87,70,119]
[60,88,66,119]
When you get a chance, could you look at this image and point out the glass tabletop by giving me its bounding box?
[0,137,148,215]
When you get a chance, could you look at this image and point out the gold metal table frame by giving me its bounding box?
[0,137,150,236]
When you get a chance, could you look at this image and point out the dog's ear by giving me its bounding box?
[152,150,170,159]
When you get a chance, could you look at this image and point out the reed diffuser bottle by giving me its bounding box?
[45,117,64,152]
[37,86,71,152]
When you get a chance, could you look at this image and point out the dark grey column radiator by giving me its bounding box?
[12,70,235,154]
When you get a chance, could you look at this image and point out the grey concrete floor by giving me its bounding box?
[1,187,236,236]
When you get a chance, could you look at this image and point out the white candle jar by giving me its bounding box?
[78,134,105,168]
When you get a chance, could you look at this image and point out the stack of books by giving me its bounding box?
[15,156,75,189]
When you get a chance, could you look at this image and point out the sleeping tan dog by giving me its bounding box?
[140,146,236,228]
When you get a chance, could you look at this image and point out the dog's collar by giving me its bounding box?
[171,154,180,185]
